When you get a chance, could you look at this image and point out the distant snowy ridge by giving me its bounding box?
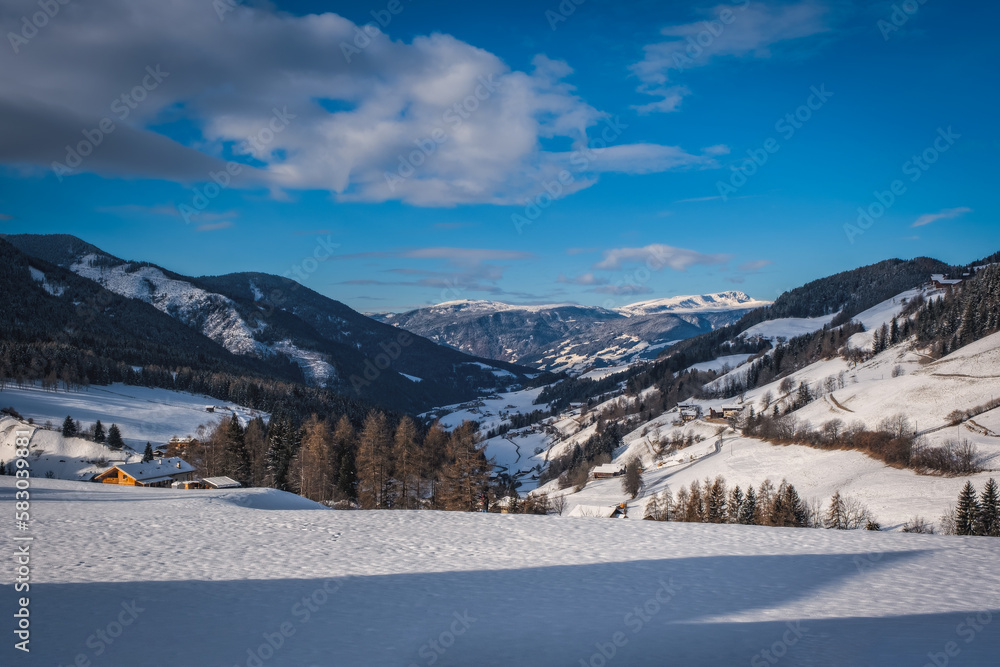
[615,291,771,317]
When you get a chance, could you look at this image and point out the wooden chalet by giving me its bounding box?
[930,274,962,289]
[94,457,196,487]
[592,463,626,479]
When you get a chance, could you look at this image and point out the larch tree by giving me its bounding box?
[332,415,357,501]
[296,415,333,502]
[437,421,492,511]
[392,416,418,509]
[738,486,757,525]
[356,411,392,509]
[825,491,847,529]
[243,416,269,487]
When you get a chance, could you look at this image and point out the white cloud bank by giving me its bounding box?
[0,0,722,206]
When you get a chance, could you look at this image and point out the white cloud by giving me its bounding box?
[739,259,773,271]
[593,243,731,271]
[631,2,830,113]
[0,0,718,206]
[557,272,608,286]
[590,284,654,296]
[912,206,972,228]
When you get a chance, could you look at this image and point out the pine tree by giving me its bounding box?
[955,481,979,535]
[141,442,154,463]
[976,478,999,537]
[61,415,77,438]
[739,486,757,525]
[889,316,900,345]
[265,413,299,492]
[223,414,250,485]
[93,420,105,443]
[706,476,727,523]
[622,459,643,499]
[728,485,744,524]
[106,424,124,451]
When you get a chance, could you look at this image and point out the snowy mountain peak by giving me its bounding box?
[616,291,771,317]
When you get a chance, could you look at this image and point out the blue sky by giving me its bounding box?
[1,0,997,311]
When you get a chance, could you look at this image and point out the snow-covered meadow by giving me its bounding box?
[2,478,998,666]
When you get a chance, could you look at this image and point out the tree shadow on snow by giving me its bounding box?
[9,550,997,667]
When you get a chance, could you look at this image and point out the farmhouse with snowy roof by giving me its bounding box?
[930,274,962,289]
[94,457,196,487]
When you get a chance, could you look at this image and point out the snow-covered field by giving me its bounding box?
[0,382,264,448]
[3,478,997,666]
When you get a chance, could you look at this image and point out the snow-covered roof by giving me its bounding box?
[110,457,194,481]
[202,476,241,489]
[930,274,962,285]
[592,463,625,475]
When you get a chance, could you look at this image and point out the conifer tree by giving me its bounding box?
[223,414,250,485]
[976,478,999,537]
[756,479,775,525]
[93,420,105,443]
[296,415,333,501]
[684,480,704,522]
[61,415,77,438]
[622,459,643,499]
[356,411,392,509]
[674,487,690,521]
[437,422,493,511]
[825,491,847,529]
[643,494,660,521]
[332,415,357,501]
[706,476,728,523]
[728,485,744,524]
[141,442,154,463]
[955,481,979,536]
[392,416,419,509]
[739,486,758,525]
[265,413,299,491]
[106,424,124,451]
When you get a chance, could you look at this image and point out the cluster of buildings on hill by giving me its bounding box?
[92,434,241,490]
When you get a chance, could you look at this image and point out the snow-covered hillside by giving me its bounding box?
[0,383,265,478]
[72,254,270,357]
[430,287,1000,531]
[3,477,997,666]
